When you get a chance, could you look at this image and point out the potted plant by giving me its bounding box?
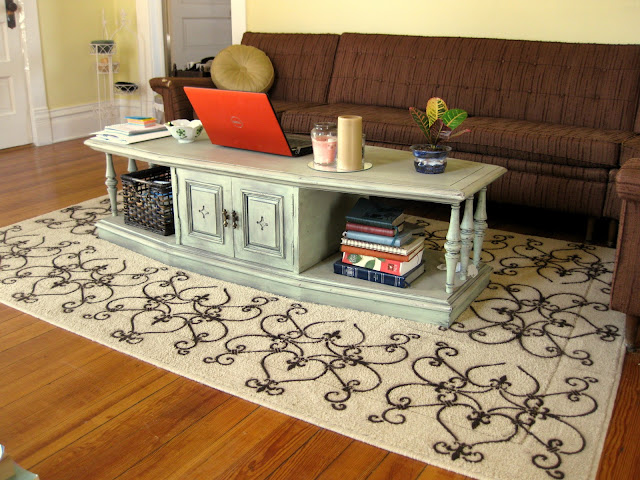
[409,97,470,174]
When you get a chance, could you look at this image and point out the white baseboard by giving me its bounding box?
[42,98,156,144]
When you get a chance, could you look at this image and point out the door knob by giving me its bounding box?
[222,208,229,227]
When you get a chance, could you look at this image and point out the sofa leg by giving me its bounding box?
[585,217,596,244]
[607,219,618,248]
[626,314,640,353]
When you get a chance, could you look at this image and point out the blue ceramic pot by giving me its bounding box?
[410,144,452,174]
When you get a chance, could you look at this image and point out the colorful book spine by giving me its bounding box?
[126,116,157,126]
[341,249,424,276]
[340,244,423,262]
[345,222,401,237]
[333,260,425,288]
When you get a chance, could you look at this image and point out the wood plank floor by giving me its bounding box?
[0,139,638,480]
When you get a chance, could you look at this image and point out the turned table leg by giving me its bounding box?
[127,157,138,172]
[445,203,461,294]
[459,196,475,281]
[473,187,488,266]
[105,153,118,216]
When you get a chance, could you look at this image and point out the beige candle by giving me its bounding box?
[337,115,363,171]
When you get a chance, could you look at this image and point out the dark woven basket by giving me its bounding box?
[121,167,174,236]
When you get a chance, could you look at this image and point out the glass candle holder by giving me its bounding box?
[311,122,338,166]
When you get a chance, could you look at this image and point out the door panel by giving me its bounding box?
[0,11,31,149]
[176,169,233,257]
[169,0,232,70]
[232,178,293,270]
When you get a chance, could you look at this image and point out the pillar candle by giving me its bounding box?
[337,115,363,171]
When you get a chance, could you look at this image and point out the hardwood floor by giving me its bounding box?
[0,138,638,480]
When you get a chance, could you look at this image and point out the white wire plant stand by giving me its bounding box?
[91,42,119,129]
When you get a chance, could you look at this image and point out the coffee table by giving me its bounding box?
[85,134,506,327]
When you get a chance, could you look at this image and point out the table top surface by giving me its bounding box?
[85,133,506,204]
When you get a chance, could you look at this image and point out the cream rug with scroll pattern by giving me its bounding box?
[0,196,626,480]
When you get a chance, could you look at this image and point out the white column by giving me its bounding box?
[445,203,461,294]
[460,196,474,281]
[473,187,488,266]
[105,153,119,216]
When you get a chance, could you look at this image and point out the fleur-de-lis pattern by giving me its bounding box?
[0,200,625,480]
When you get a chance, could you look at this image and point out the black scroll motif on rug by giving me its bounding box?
[492,239,613,295]
[36,197,115,236]
[447,283,619,366]
[97,272,281,355]
[446,237,619,366]
[1,228,163,312]
[205,304,420,411]
[369,342,598,479]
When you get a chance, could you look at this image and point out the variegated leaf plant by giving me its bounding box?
[409,97,470,147]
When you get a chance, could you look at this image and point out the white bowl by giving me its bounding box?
[165,119,203,143]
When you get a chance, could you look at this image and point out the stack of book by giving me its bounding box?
[333,197,425,288]
[92,116,170,144]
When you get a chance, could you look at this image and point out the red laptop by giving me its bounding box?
[184,87,313,157]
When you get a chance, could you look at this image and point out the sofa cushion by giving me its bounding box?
[211,45,274,92]
[455,118,636,168]
[280,103,634,168]
[328,33,640,131]
[241,32,340,103]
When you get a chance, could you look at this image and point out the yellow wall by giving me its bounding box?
[37,0,138,110]
[246,0,640,44]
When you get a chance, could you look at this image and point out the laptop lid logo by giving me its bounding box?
[231,116,243,128]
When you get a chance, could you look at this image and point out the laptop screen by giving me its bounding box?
[184,87,301,157]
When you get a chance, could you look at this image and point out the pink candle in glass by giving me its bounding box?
[312,136,337,165]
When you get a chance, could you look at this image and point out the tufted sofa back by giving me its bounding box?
[242,32,340,104]
[327,33,640,131]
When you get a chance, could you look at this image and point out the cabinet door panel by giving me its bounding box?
[176,169,233,257]
[233,179,294,270]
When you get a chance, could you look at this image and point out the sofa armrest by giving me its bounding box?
[149,77,214,122]
[611,158,640,350]
[616,158,640,202]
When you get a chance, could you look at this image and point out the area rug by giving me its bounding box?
[0,196,626,480]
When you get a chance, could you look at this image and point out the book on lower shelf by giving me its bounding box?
[345,221,403,237]
[333,259,425,288]
[343,222,422,246]
[341,248,424,275]
[341,230,424,253]
[345,197,406,229]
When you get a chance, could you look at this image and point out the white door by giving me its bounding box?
[169,0,232,71]
[0,6,31,149]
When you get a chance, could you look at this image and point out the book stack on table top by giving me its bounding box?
[334,197,425,288]
[91,117,170,144]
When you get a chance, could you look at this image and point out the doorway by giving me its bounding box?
[166,0,232,74]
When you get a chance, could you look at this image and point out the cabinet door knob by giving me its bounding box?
[232,210,239,229]
[222,208,229,227]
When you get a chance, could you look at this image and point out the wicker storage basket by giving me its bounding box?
[121,167,174,236]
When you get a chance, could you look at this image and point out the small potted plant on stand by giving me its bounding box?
[409,97,470,174]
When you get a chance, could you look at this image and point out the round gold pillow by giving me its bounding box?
[211,45,274,93]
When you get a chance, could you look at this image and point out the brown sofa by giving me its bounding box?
[150,32,640,232]
[610,159,640,351]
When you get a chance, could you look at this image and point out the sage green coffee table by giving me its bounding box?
[85,134,506,327]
